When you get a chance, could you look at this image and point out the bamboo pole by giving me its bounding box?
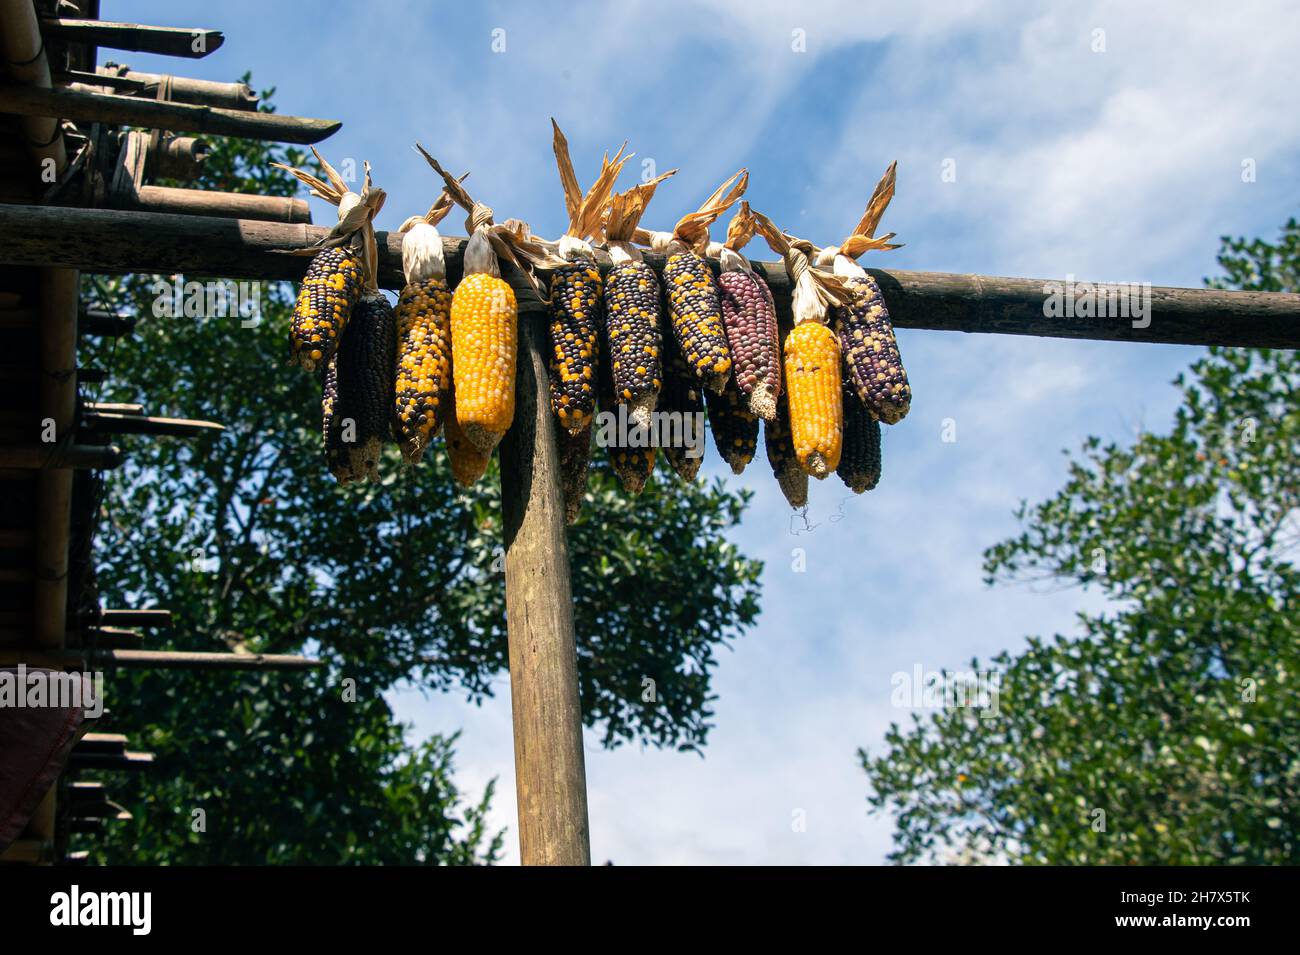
[0,204,1297,348]
[60,68,258,110]
[128,184,311,223]
[38,19,224,58]
[499,311,592,866]
[0,86,340,144]
[0,0,67,173]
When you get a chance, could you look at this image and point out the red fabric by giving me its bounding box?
[0,667,90,852]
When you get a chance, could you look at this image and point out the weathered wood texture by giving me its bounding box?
[39,19,224,58]
[1,205,1296,348]
[0,86,340,144]
[499,316,591,866]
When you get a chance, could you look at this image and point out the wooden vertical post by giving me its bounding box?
[499,312,591,866]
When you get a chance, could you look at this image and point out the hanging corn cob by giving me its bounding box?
[658,320,706,482]
[416,146,563,456]
[452,229,518,453]
[328,293,397,484]
[645,170,747,395]
[392,176,464,463]
[274,149,383,372]
[765,376,807,509]
[752,209,854,480]
[704,376,758,475]
[838,381,882,493]
[716,202,781,420]
[596,315,656,494]
[443,388,492,488]
[601,166,676,430]
[546,122,629,435]
[556,421,594,523]
[818,162,911,425]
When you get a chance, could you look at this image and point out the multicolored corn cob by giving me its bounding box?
[718,266,780,420]
[838,381,882,493]
[783,322,843,478]
[326,293,396,484]
[658,318,706,482]
[765,384,807,509]
[603,260,663,428]
[705,376,758,475]
[835,276,911,425]
[290,246,365,372]
[393,277,453,462]
[664,251,732,395]
[548,263,602,433]
[597,323,655,494]
[450,264,518,453]
[556,420,593,524]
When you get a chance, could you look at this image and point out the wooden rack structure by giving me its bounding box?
[0,0,331,866]
[1,0,1298,868]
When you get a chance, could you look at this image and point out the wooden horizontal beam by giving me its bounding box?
[0,444,120,470]
[79,310,135,337]
[0,205,1297,348]
[73,733,128,753]
[71,626,145,649]
[0,86,340,145]
[66,750,154,772]
[40,19,224,59]
[82,411,225,438]
[98,609,171,628]
[0,648,321,670]
[84,401,143,415]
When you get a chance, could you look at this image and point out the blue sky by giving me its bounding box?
[111,0,1300,863]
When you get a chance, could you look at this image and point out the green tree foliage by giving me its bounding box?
[81,82,761,863]
[861,220,1300,865]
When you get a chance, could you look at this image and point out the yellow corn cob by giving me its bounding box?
[394,277,453,463]
[450,271,517,453]
[444,389,491,487]
[783,322,843,478]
